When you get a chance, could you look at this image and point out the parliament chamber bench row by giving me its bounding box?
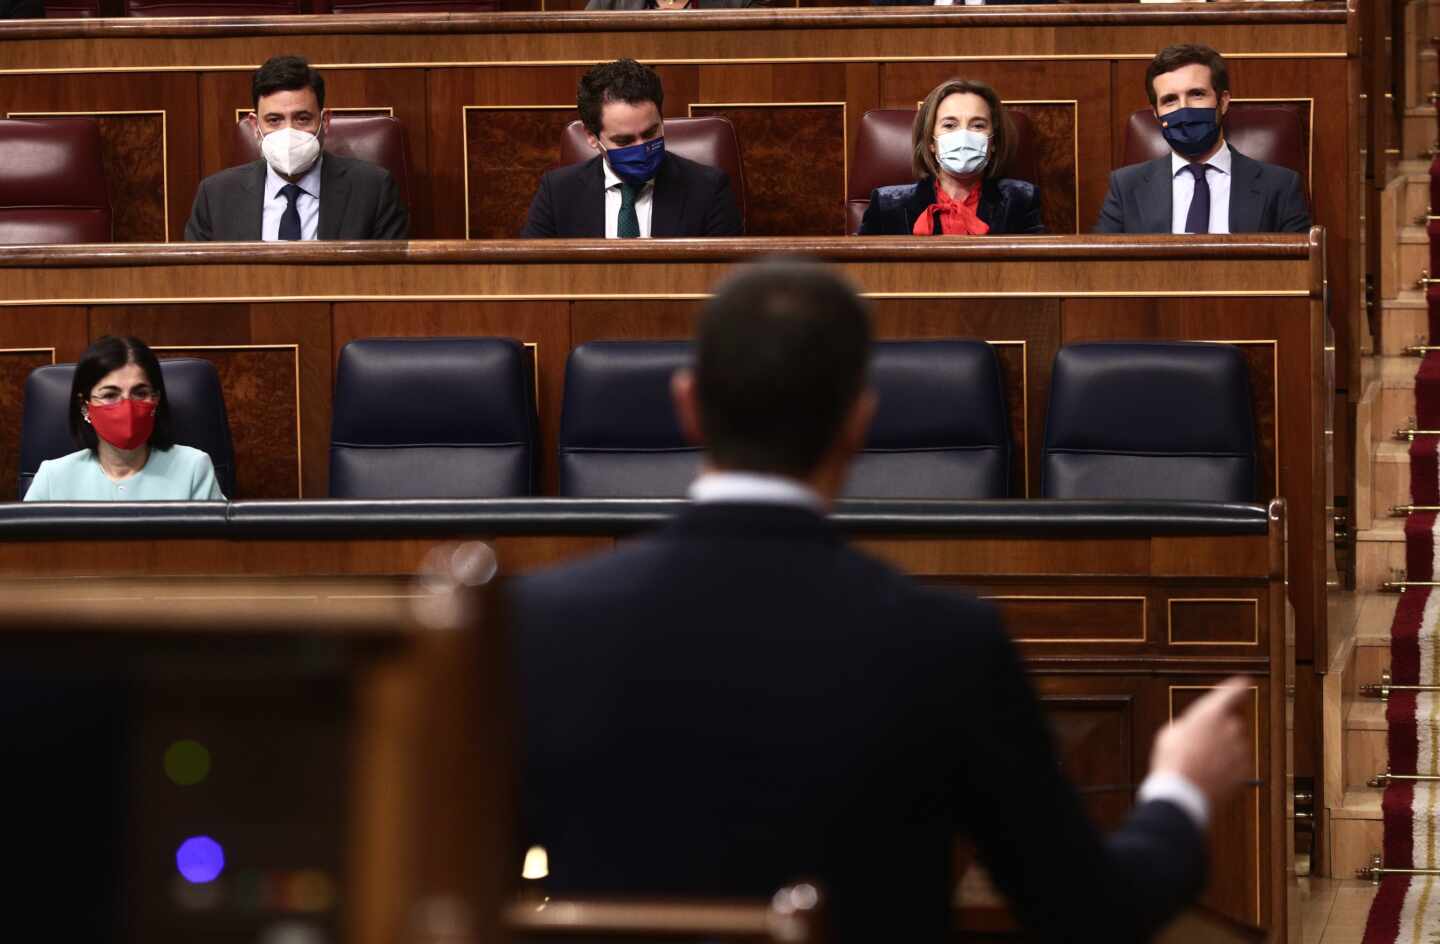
[17,337,1266,502]
[0,96,1311,244]
[0,496,1288,941]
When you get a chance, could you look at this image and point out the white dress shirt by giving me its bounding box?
[690,468,1210,831]
[603,156,655,239]
[1170,144,1232,235]
[262,156,322,241]
[688,470,824,511]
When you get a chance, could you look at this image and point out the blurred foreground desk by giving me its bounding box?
[0,498,1287,942]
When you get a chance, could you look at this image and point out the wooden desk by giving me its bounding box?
[0,498,1288,942]
[0,234,1331,667]
[0,2,1360,392]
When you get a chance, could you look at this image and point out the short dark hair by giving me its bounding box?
[1145,43,1229,108]
[577,58,664,137]
[69,336,175,453]
[252,55,326,112]
[912,77,1015,181]
[695,259,871,478]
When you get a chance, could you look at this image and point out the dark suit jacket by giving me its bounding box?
[511,503,1207,944]
[1095,145,1310,234]
[586,0,753,7]
[1,0,44,17]
[858,176,1044,235]
[520,152,742,238]
[183,154,408,241]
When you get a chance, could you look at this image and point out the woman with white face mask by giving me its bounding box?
[858,79,1044,236]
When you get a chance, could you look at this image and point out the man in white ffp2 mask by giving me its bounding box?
[184,55,408,242]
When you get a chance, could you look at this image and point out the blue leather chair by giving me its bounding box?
[845,340,1011,499]
[329,337,536,499]
[558,341,699,498]
[1040,342,1258,501]
[19,357,236,499]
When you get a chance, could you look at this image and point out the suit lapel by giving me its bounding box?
[580,157,606,239]
[649,155,685,238]
[318,156,349,240]
[901,178,938,234]
[1227,148,1264,233]
[240,161,266,241]
[1137,156,1173,233]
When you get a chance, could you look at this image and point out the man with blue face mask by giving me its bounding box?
[521,59,742,239]
[185,56,408,242]
[1095,44,1309,235]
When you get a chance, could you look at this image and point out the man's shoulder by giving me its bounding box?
[1108,154,1167,187]
[538,156,601,190]
[199,160,264,192]
[1230,147,1303,188]
[326,152,394,184]
[665,152,727,186]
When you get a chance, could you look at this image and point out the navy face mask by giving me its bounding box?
[602,136,665,185]
[1158,106,1222,159]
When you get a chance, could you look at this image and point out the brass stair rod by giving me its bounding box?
[1420,270,1440,287]
[1393,504,1440,515]
[1360,671,1440,699]
[1396,428,1440,441]
[1369,770,1440,787]
[1359,854,1440,884]
[1380,579,1440,592]
[1403,345,1440,355]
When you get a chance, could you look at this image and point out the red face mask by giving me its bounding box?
[88,398,157,451]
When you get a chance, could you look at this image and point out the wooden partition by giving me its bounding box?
[0,499,1287,943]
[0,233,1330,659]
[0,3,1358,379]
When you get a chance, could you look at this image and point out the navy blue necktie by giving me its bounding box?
[278,183,303,241]
[1183,163,1211,234]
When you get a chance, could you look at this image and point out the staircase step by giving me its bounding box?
[1376,292,1427,356]
[1329,812,1383,880]
[1405,105,1438,162]
[1346,699,1387,731]
[1344,724,1385,793]
[1357,524,1408,592]
[1378,356,1421,435]
[1372,440,1412,515]
[1355,593,1398,648]
[1335,789,1383,819]
[1404,171,1431,225]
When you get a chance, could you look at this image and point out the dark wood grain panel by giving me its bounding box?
[1004,101,1077,234]
[989,594,1146,644]
[869,297,1059,497]
[879,60,1111,239]
[0,72,201,243]
[691,104,845,236]
[428,66,589,239]
[570,298,704,346]
[1169,597,1260,646]
[464,107,578,239]
[1039,689,1136,831]
[155,346,301,500]
[331,301,571,495]
[0,348,56,500]
[88,303,330,498]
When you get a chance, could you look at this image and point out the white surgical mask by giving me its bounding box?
[934,127,990,177]
[260,126,322,177]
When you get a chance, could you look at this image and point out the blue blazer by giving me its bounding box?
[1094,145,1310,234]
[858,176,1044,236]
[521,152,742,238]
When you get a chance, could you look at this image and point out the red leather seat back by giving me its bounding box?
[1123,103,1309,189]
[559,116,747,235]
[44,0,102,15]
[125,0,300,13]
[232,114,413,213]
[0,118,112,245]
[845,108,1036,235]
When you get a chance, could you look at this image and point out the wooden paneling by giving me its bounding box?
[691,103,846,236]
[464,106,578,239]
[0,72,201,242]
[880,60,1111,236]
[1035,682,1138,832]
[0,307,88,499]
[1169,597,1260,646]
[0,347,55,500]
[331,301,571,495]
[88,303,331,498]
[989,594,1146,644]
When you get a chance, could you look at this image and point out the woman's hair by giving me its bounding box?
[911,78,1015,182]
[69,336,176,453]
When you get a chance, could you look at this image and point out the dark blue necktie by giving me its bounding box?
[1183,163,1211,234]
[278,183,303,241]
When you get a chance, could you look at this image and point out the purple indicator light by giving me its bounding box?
[176,836,225,884]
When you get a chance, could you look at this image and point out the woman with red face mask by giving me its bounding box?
[23,336,224,501]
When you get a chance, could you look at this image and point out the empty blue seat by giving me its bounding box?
[1040,341,1257,501]
[19,357,236,499]
[558,342,699,498]
[845,340,1011,499]
[329,338,536,499]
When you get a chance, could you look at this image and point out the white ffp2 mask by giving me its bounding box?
[934,127,990,178]
[260,127,322,177]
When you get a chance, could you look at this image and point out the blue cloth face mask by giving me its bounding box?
[1159,107,1222,159]
[602,136,666,185]
[934,127,990,177]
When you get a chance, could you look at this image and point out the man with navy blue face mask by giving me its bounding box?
[1095,44,1310,235]
[521,58,742,238]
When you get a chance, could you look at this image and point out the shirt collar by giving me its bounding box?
[1171,143,1231,178]
[601,153,654,193]
[688,471,825,512]
[265,154,324,202]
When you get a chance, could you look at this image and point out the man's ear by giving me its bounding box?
[320,109,332,136]
[671,368,704,446]
[585,130,602,153]
[250,112,262,142]
[1218,90,1231,119]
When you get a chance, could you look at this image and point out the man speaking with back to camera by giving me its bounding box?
[185,55,408,242]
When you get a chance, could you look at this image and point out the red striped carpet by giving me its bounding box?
[1362,348,1440,941]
